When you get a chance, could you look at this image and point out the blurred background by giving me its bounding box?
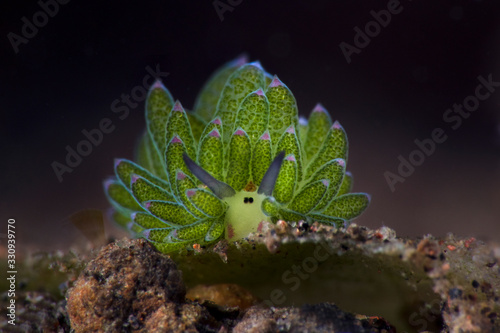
[1,0,499,252]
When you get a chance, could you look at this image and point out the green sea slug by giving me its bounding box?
[104,56,370,253]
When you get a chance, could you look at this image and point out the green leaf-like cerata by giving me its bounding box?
[104,57,370,253]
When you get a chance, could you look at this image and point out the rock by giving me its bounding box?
[233,304,395,333]
[232,307,276,333]
[168,222,500,332]
[66,239,186,332]
[7,223,499,332]
[142,302,220,333]
[64,237,397,332]
[0,291,70,333]
[424,234,500,332]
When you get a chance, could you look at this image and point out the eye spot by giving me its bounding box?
[243,197,254,204]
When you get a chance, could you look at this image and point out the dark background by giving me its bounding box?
[1,0,499,252]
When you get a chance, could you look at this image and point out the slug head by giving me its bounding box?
[184,152,285,241]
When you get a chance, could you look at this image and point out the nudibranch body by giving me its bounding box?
[104,56,370,253]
